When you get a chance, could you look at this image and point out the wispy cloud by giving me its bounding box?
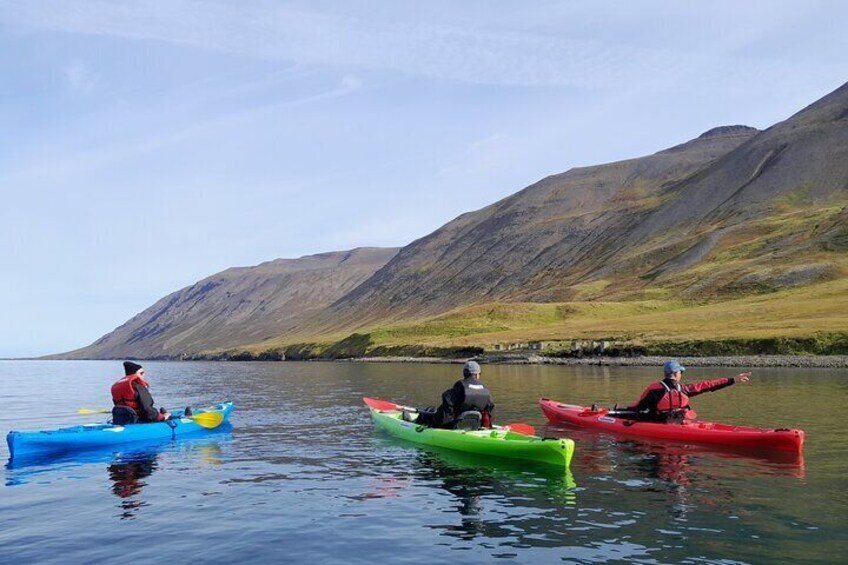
[2,0,812,90]
[0,70,364,185]
[438,133,510,177]
[64,58,98,93]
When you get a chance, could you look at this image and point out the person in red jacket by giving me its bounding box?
[111,361,170,424]
[627,360,750,423]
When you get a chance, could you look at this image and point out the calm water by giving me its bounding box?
[1,360,846,564]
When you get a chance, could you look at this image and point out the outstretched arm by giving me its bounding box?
[684,372,751,397]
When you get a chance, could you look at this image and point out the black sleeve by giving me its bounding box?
[446,382,463,407]
[440,382,464,415]
[133,382,160,422]
[633,388,663,413]
[485,387,495,414]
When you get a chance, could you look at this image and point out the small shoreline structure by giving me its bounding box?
[348,354,848,368]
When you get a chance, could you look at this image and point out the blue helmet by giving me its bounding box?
[663,360,685,376]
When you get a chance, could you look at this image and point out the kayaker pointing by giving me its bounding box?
[111,362,170,424]
[627,360,750,423]
[415,361,495,429]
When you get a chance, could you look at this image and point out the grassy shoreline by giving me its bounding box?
[207,276,847,362]
[196,329,848,362]
[189,340,848,367]
[345,354,848,368]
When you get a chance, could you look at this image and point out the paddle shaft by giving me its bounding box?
[77,408,223,429]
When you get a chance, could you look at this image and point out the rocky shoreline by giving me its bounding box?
[350,354,848,368]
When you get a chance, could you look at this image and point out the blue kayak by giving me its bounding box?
[6,401,234,460]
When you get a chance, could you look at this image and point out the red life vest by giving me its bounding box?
[111,373,150,414]
[654,380,690,412]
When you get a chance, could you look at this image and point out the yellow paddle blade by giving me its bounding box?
[189,411,225,429]
[78,408,111,415]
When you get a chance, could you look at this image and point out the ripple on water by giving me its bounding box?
[1,361,845,564]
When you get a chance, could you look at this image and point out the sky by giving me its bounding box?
[1,0,846,358]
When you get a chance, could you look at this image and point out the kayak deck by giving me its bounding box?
[540,398,803,453]
[7,401,234,460]
[367,403,573,469]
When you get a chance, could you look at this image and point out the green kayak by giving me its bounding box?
[364,397,574,468]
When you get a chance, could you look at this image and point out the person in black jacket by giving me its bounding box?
[415,361,495,429]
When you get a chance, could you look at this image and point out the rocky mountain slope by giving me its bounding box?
[318,82,847,332]
[322,125,760,326]
[60,81,848,359]
[61,247,398,359]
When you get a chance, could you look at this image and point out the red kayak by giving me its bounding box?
[539,398,804,453]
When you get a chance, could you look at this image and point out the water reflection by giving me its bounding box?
[106,435,228,519]
[368,436,577,545]
[545,424,805,480]
[418,450,576,541]
[5,429,231,488]
[542,423,806,524]
[106,439,227,519]
[2,362,843,564]
[108,451,160,519]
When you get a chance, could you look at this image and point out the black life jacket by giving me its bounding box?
[458,378,492,413]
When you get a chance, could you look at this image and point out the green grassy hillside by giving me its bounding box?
[62,83,848,361]
[212,202,846,360]
[220,271,847,359]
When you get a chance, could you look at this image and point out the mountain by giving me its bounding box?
[317,82,847,333]
[320,125,761,327]
[60,81,848,359]
[61,247,399,359]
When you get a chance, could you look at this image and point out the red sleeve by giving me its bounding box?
[683,377,734,397]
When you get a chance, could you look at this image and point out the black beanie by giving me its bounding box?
[123,361,143,375]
